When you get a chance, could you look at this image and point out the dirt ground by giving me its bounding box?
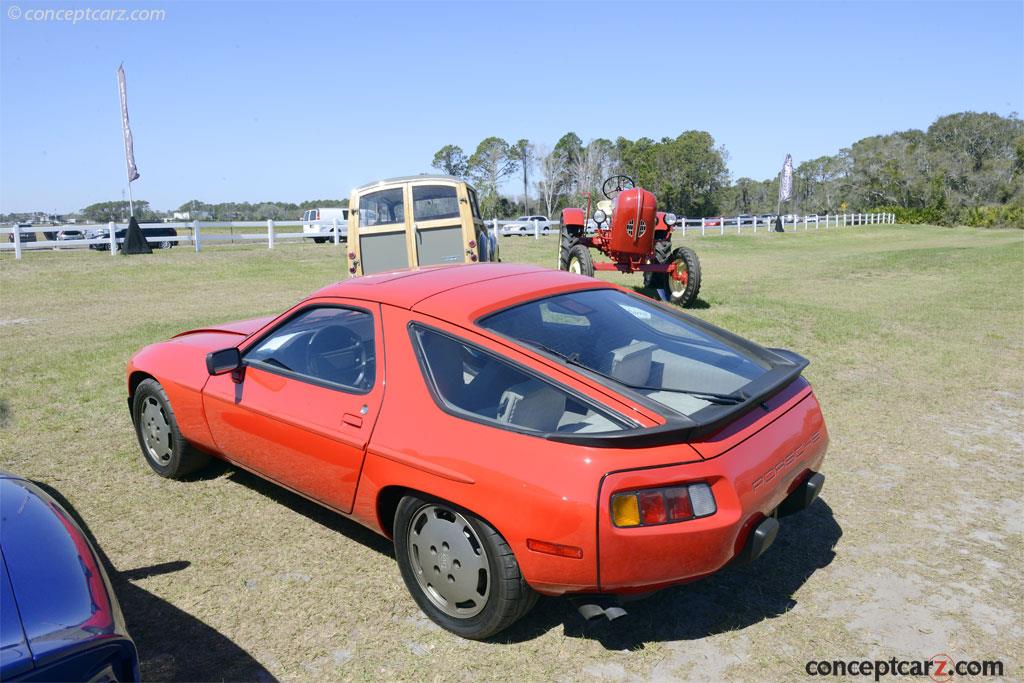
[1,225,1021,680]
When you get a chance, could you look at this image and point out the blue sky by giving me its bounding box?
[1,0,1021,213]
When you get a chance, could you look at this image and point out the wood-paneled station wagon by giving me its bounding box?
[346,176,498,276]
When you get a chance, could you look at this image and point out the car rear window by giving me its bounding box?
[412,185,460,221]
[479,290,772,418]
[411,325,632,435]
[359,188,405,226]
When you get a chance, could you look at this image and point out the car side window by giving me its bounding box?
[246,307,375,392]
[411,325,630,435]
[468,189,481,219]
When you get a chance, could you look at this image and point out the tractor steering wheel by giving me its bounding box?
[602,175,636,200]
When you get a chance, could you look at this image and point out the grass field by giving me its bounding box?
[1,225,1022,681]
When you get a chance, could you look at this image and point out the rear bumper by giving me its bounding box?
[595,391,828,593]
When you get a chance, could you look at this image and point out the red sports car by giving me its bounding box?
[126,263,828,639]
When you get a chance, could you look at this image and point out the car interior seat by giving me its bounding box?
[497,380,567,432]
[605,341,656,386]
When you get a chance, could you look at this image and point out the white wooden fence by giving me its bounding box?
[1,213,895,260]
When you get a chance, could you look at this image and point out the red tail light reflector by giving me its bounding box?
[611,483,716,528]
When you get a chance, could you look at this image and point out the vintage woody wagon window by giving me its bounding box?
[412,185,460,221]
[359,188,404,227]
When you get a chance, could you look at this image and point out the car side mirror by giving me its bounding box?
[206,347,241,376]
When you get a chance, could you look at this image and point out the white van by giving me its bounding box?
[302,207,349,243]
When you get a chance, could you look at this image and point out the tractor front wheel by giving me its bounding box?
[664,246,701,307]
[565,243,594,277]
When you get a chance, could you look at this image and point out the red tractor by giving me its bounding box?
[557,175,702,307]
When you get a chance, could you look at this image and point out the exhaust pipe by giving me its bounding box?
[575,601,628,622]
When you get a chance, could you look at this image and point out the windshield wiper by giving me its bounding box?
[519,339,747,405]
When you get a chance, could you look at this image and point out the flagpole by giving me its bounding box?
[117,63,136,218]
[118,74,134,219]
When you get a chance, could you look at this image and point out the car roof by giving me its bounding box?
[308,263,612,323]
[352,174,472,192]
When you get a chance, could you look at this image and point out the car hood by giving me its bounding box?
[172,315,274,340]
[0,476,127,673]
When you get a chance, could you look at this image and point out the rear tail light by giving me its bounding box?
[611,483,716,527]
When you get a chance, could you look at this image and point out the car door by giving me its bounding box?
[354,185,411,274]
[411,182,468,267]
[201,300,384,513]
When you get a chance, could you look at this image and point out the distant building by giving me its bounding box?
[172,210,212,221]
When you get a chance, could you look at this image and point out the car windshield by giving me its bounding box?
[479,290,772,417]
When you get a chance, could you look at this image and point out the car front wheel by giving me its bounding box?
[394,495,537,639]
[132,378,210,479]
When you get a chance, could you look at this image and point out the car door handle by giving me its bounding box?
[342,413,363,428]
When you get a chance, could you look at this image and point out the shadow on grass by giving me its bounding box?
[496,498,842,650]
[208,460,395,559]
[629,286,711,309]
[33,482,276,682]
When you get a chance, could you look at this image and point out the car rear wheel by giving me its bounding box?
[158,240,172,249]
[132,378,209,479]
[394,495,537,639]
[313,237,326,244]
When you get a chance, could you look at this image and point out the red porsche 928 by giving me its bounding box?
[126,263,828,639]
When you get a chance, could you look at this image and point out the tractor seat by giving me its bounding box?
[596,199,614,217]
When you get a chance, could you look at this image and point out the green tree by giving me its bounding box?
[431,144,468,177]
[509,139,535,214]
[82,200,154,222]
[467,137,518,216]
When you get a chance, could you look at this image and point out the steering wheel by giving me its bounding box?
[307,325,367,388]
[602,175,636,200]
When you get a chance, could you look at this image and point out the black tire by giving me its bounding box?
[643,238,674,289]
[132,378,210,479]
[665,246,701,307]
[313,237,326,244]
[564,242,594,278]
[158,240,172,249]
[394,495,537,640]
[558,230,579,271]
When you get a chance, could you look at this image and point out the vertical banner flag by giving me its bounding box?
[117,64,140,182]
[779,154,793,203]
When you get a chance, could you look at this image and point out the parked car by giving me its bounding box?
[704,217,722,227]
[6,224,36,244]
[88,225,178,250]
[302,208,349,244]
[0,473,139,681]
[501,215,554,236]
[348,176,498,274]
[126,263,829,639]
[737,214,754,226]
[56,229,86,241]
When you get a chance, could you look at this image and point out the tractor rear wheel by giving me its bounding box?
[565,243,594,277]
[558,230,578,271]
[665,247,701,307]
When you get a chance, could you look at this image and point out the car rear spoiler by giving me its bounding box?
[543,350,810,449]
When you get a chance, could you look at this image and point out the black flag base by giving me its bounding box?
[774,217,785,233]
[122,216,152,255]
